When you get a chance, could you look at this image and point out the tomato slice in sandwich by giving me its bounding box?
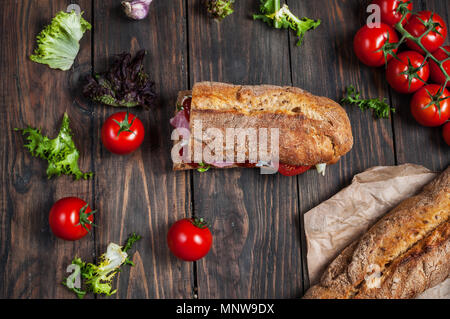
[182,96,192,120]
[278,163,311,176]
[237,161,257,168]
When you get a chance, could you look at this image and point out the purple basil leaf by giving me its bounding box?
[83,50,157,108]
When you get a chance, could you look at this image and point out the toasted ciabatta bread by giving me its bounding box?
[171,82,353,171]
[303,166,450,299]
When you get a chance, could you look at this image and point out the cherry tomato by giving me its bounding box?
[167,218,212,261]
[278,164,311,176]
[429,46,450,88]
[405,11,447,54]
[386,51,429,94]
[410,84,450,127]
[49,197,95,241]
[353,23,399,67]
[371,0,412,27]
[443,122,450,146]
[101,111,145,155]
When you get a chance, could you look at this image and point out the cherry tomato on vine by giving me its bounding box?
[278,164,311,176]
[49,197,95,241]
[371,0,412,27]
[443,122,450,146]
[429,46,450,88]
[353,23,399,67]
[405,11,447,54]
[101,111,145,155]
[167,218,212,261]
[386,51,429,94]
[410,84,450,127]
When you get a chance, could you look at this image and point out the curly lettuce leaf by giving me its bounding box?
[30,10,91,71]
[254,0,320,46]
[123,233,142,266]
[64,234,141,298]
[15,113,92,180]
[205,0,235,21]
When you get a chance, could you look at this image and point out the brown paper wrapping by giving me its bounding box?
[304,164,449,299]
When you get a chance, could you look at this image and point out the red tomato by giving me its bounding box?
[443,122,450,146]
[410,84,450,127]
[405,11,447,54]
[101,111,145,155]
[278,164,311,176]
[353,23,399,67]
[429,46,450,88]
[237,160,257,168]
[371,0,412,27]
[49,197,95,241]
[386,51,429,94]
[167,218,212,261]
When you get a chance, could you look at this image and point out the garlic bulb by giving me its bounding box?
[122,0,152,20]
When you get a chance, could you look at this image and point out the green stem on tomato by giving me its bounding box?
[393,9,450,89]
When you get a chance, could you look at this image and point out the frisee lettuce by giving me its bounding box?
[253,0,320,46]
[206,0,235,21]
[30,10,91,71]
[15,113,92,180]
[64,233,141,298]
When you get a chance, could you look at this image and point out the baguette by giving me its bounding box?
[303,166,450,299]
[171,82,353,170]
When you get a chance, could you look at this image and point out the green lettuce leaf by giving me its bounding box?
[16,113,92,180]
[205,0,235,21]
[254,0,320,46]
[30,10,91,71]
[64,234,141,298]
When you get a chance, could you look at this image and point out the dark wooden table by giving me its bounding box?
[1,0,449,299]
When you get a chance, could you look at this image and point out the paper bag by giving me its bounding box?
[304,163,449,299]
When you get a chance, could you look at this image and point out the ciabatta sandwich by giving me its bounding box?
[170,82,353,176]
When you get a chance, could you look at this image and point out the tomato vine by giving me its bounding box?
[393,5,450,106]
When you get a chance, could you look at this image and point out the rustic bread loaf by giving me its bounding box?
[172,82,353,170]
[303,166,450,299]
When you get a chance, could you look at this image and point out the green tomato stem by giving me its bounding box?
[393,10,450,88]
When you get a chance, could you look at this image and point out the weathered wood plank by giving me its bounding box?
[391,0,450,171]
[188,1,303,298]
[92,0,193,298]
[0,0,94,298]
[2,0,448,300]
[288,0,396,292]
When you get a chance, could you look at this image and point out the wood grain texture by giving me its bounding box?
[391,0,450,171]
[0,0,94,298]
[1,0,449,299]
[92,0,193,298]
[188,0,303,298]
[288,0,397,292]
